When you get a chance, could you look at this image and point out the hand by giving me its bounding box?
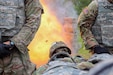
[92,45,110,54]
[76,62,94,70]
[3,41,11,45]
[0,43,12,59]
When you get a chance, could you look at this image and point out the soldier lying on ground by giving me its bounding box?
[34,41,88,75]
[35,41,113,75]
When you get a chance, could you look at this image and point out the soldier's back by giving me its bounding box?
[42,58,88,75]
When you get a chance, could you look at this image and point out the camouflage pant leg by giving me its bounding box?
[0,49,36,75]
[0,53,26,75]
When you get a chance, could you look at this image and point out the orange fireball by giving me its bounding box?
[28,0,73,68]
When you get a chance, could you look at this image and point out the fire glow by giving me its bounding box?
[28,0,74,68]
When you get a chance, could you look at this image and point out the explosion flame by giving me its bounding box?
[28,0,75,67]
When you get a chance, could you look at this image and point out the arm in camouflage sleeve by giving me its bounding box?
[77,0,99,49]
[11,0,43,53]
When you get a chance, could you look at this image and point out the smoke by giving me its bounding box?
[39,0,79,55]
[40,0,78,24]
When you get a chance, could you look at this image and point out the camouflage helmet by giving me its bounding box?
[49,41,71,57]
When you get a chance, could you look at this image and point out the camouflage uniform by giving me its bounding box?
[88,59,113,75]
[78,0,113,72]
[36,54,113,75]
[0,0,43,75]
[35,57,88,75]
[78,0,113,50]
[35,44,112,75]
[35,41,89,75]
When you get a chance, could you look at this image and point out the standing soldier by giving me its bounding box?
[77,0,113,57]
[0,0,43,75]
